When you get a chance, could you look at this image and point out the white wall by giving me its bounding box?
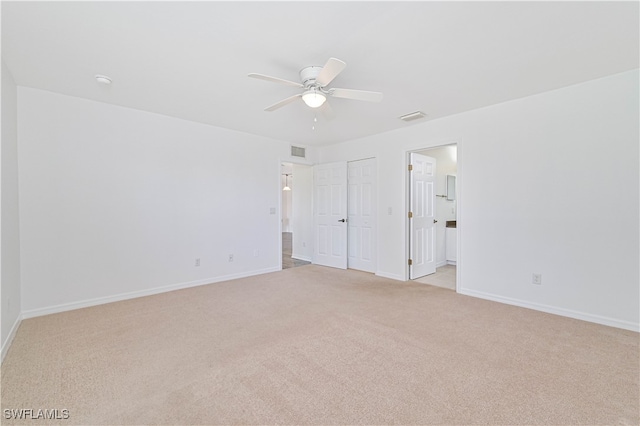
[17,87,317,316]
[9,71,639,333]
[291,164,313,261]
[417,145,457,266]
[1,60,22,359]
[319,70,639,331]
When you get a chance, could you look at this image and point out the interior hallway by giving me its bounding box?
[282,232,311,270]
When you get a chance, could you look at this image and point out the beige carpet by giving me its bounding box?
[2,265,638,425]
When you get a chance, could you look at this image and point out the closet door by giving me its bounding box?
[313,162,347,269]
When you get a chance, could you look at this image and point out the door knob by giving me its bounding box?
[433,219,438,223]
[338,218,347,223]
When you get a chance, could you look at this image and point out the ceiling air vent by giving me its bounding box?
[399,111,427,122]
[291,145,306,158]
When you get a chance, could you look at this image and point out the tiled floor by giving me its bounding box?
[413,264,456,290]
[282,232,311,270]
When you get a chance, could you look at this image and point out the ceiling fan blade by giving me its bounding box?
[264,94,302,111]
[316,58,347,87]
[248,73,303,88]
[329,88,383,103]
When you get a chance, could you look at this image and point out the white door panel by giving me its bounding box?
[347,159,377,273]
[410,153,436,279]
[313,162,348,269]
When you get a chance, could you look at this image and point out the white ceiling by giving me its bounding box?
[2,1,638,147]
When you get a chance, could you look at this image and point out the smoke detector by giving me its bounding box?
[95,75,112,85]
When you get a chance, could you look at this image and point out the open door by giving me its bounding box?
[409,153,437,279]
[313,162,348,269]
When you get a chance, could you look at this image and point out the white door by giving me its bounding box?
[313,162,348,269]
[348,158,377,273]
[409,153,437,279]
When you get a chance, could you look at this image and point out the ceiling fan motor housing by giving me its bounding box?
[300,66,323,87]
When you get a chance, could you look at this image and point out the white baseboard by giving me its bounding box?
[447,260,457,266]
[291,254,312,262]
[376,271,405,281]
[1,315,22,363]
[21,266,281,320]
[436,260,448,268]
[459,288,639,332]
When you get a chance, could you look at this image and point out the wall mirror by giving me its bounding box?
[446,175,456,201]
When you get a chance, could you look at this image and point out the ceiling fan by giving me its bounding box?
[248,58,383,112]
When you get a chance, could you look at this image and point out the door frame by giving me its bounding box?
[405,140,462,291]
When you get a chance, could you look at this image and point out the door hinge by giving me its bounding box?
[408,211,413,219]
[408,259,413,266]
[408,164,413,171]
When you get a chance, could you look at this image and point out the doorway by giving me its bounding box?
[281,162,312,270]
[408,144,458,290]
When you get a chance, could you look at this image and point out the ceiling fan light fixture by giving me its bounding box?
[302,89,326,108]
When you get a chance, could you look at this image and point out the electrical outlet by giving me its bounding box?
[195,258,200,267]
[253,250,259,257]
[302,242,306,248]
[228,254,234,262]
[532,273,542,285]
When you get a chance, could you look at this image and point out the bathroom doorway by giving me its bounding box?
[408,144,458,290]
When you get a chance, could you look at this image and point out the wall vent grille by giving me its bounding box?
[291,145,306,158]
[399,111,427,122]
